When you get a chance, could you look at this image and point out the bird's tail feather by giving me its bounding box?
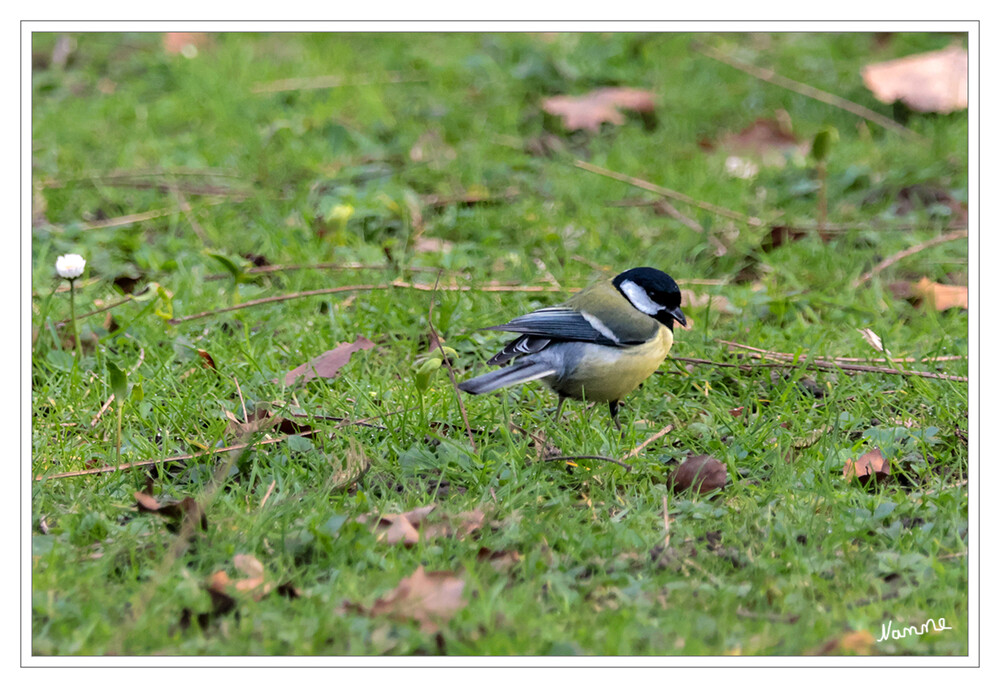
[457,361,557,395]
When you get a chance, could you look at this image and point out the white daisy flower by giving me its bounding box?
[56,253,86,279]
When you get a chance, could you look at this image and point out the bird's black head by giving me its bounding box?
[612,267,687,330]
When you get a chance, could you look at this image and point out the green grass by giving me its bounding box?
[30,31,968,657]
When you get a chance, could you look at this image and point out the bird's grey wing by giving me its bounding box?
[483,307,619,346]
[486,335,551,366]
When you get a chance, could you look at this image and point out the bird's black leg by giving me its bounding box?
[608,400,623,433]
[554,396,566,422]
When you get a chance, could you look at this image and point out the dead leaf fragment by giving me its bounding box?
[477,547,522,572]
[669,455,728,494]
[284,336,376,386]
[197,349,217,370]
[368,565,466,632]
[911,277,968,311]
[163,32,211,57]
[843,448,891,487]
[541,87,655,132]
[224,407,312,440]
[812,628,877,655]
[135,492,207,532]
[709,115,807,168]
[857,328,886,353]
[862,45,968,113]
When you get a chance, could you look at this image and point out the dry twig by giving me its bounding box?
[853,228,969,287]
[692,41,925,142]
[575,159,764,227]
[718,340,967,382]
[540,455,633,472]
[622,424,674,460]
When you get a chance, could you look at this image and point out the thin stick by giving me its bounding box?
[717,340,967,382]
[168,281,566,325]
[169,284,390,324]
[54,198,235,232]
[259,479,276,508]
[35,410,396,480]
[90,395,115,428]
[575,159,764,227]
[428,271,477,453]
[611,199,968,234]
[202,262,459,281]
[252,71,424,94]
[692,41,925,142]
[622,424,674,460]
[57,296,134,326]
[541,455,633,472]
[36,433,312,480]
[853,228,969,287]
[234,376,248,423]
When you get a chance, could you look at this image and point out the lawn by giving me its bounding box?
[29,30,969,658]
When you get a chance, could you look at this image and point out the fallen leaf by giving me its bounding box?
[476,547,522,572]
[761,225,807,252]
[911,277,967,311]
[669,455,728,494]
[284,336,376,386]
[163,32,211,57]
[233,553,265,578]
[857,328,886,353]
[135,492,207,532]
[708,115,807,168]
[680,289,736,314]
[362,504,486,546]
[862,45,967,113]
[843,447,891,487]
[541,87,655,132]
[224,407,312,440]
[197,349,217,370]
[368,565,466,632]
[812,628,877,655]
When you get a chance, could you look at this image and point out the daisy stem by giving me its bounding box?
[69,278,83,359]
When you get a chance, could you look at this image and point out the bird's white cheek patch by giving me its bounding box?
[581,311,620,344]
[619,280,664,316]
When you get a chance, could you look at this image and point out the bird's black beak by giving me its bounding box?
[667,306,686,328]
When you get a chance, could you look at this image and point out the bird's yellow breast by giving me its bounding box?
[548,324,674,402]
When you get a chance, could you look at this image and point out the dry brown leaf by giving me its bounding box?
[843,447,891,487]
[134,492,207,532]
[224,407,312,440]
[813,628,877,655]
[364,504,486,546]
[163,33,211,56]
[368,565,466,632]
[680,289,735,314]
[541,87,655,132]
[761,225,808,252]
[233,553,265,578]
[197,349,217,370]
[669,455,728,494]
[284,336,376,386]
[857,328,886,353]
[709,115,807,168]
[911,277,968,311]
[477,547,522,572]
[862,45,968,113]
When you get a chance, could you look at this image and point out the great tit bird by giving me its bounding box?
[458,267,686,429]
